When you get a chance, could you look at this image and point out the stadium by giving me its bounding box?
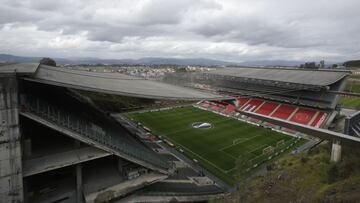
[126,67,349,186]
[0,63,355,203]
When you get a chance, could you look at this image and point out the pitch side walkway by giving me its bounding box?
[294,139,321,153]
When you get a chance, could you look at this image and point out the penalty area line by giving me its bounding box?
[163,136,231,174]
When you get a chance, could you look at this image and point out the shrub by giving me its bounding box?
[327,163,339,183]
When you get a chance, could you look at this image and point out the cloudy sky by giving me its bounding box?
[0,0,359,62]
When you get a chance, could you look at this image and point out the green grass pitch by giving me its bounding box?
[126,106,305,185]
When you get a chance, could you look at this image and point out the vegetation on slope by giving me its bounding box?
[349,74,360,80]
[339,97,360,110]
[341,80,360,109]
[215,143,360,203]
[344,80,360,93]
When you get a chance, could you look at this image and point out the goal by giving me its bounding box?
[263,146,274,155]
[276,139,285,147]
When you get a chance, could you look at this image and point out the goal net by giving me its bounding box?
[263,146,274,155]
[276,139,285,147]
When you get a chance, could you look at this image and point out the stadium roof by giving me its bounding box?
[0,63,39,74]
[206,67,349,87]
[14,64,226,100]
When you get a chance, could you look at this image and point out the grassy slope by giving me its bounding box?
[126,106,302,185]
[349,74,360,80]
[340,97,360,110]
[215,143,360,203]
[341,79,360,109]
[345,81,360,93]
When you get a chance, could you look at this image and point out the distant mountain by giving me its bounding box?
[0,54,42,63]
[0,53,314,67]
[238,60,305,67]
[0,54,238,66]
[0,54,74,64]
[343,60,360,67]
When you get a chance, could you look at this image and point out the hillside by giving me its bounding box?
[0,53,309,67]
[0,54,237,66]
[344,60,360,67]
[215,143,360,202]
[340,80,360,109]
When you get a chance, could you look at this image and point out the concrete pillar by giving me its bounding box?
[76,164,83,203]
[330,140,342,163]
[0,74,24,202]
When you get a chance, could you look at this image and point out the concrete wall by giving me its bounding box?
[0,74,23,202]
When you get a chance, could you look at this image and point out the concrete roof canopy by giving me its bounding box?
[207,67,349,87]
[21,64,227,100]
[0,63,39,74]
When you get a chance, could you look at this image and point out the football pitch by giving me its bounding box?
[126,106,305,184]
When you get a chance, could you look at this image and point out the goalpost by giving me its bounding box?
[276,139,285,147]
[262,146,274,155]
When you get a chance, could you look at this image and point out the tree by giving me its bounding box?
[39,57,56,67]
[299,62,318,69]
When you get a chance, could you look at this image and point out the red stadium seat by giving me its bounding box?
[223,104,237,113]
[290,108,316,125]
[310,112,327,128]
[255,102,279,115]
[211,103,221,111]
[212,106,221,111]
[236,98,250,108]
[199,101,209,108]
[272,104,296,120]
[202,98,328,128]
[242,99,263,111]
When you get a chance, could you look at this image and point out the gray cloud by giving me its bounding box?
[0,0,359,62]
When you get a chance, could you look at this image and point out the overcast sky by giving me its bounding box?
[0,0,359,62]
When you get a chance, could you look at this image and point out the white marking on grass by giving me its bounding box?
[225,167,237,173]
[163,118,233,138]
[219,134,263,151]
[163,136,233,174]
[233,137,249,145]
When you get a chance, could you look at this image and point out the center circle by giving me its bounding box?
[192,122,212,129]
